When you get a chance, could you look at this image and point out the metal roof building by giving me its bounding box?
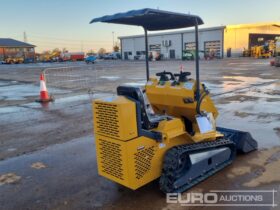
[119,22,280,60]
[0,38,35,48]
[0,38,36,63]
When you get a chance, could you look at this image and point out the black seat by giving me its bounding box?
[117,86,167,130]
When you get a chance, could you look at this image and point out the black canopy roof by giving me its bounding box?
[90,8,203,31]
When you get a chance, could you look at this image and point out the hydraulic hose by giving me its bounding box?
[196,90,209,115]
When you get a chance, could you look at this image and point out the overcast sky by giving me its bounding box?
[1,0,280,52]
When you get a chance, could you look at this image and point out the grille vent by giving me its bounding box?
[134,146,155,179]
[95,102,120,138]
[99,139,124,180]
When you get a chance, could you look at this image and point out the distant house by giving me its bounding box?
[0,38,36,63]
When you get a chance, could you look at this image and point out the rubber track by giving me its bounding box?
[160,139,236,193]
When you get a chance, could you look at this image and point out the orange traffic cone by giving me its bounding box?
[36,73,54,103]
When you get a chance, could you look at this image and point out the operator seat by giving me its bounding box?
[117,86,168,130]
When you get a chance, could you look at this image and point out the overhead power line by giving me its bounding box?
[29,37,110,45]
[28,34,111,43]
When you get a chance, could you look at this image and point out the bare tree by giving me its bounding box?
[98,48,106,55]
[113,45,120,52]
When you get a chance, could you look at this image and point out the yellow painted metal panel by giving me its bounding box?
[95,119,188,190]
[93,96,138,141]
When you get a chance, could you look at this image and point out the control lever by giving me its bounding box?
[174,71,191,82]
[155,71,175,81]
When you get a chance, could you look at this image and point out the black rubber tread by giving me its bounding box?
[159,139,236,193]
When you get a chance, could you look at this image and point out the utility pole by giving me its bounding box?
[112,31,115,49]
[23,31,27,43]
[23,31,28,61]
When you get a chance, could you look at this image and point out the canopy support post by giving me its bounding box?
[195,20,200,102]
[144,28,150,81]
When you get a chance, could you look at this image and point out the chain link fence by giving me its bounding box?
[42,60,147,100]
[43,65,99,100]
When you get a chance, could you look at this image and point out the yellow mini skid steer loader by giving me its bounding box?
[90,8,258,193]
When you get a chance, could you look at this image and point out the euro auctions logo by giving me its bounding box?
[167,190,278,207]
[167,192,218,204]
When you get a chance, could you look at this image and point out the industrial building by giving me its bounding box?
[119,22,280,60]
[0,38,36,63]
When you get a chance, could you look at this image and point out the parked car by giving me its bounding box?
[103,54,114,60]
[112,52,121,59]
[134,54,145,60]
[103,52,120,60]
[85,55,97,64]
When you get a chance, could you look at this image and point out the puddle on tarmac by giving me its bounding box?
[54,94,92,103]
[204,76,277,95]
[123,80,147,87]
[0,84,37,100]
[127,77,146,80]
[216,97,280,148]
[215,79,280,149]
[205,81,246,95]
[0,81,18,87]
[223,76,275,84]
[99,76,120,81]
[0,82,70,101]
[223,68,249,71]
[228,62,268,66]
[0,106,28,115]
[0,92,112,114]
[51,92,112,104]
[245,83,280,98]
[216,81,280,102]
[7,148,17,152]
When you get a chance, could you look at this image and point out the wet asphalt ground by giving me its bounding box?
[0,58,280,210]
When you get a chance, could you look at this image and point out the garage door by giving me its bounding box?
[249,33,280,48]
[204,41,221,58]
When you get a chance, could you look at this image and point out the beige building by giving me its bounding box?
[119,22,280,59]
[224,23,280,56]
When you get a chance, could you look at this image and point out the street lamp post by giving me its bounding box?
[112,31,115,49]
